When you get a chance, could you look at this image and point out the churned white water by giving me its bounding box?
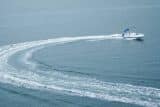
[0,35,160,107]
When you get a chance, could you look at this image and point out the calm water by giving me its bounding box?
[0,0,160,107]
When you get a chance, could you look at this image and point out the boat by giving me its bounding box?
[122,27,144,40]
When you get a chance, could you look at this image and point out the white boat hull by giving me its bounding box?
[123,33,144,40]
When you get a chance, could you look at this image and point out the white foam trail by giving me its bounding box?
[0,34,160,107]
[22,47,43,70]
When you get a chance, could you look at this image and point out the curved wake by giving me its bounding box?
[0,34,160,107]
